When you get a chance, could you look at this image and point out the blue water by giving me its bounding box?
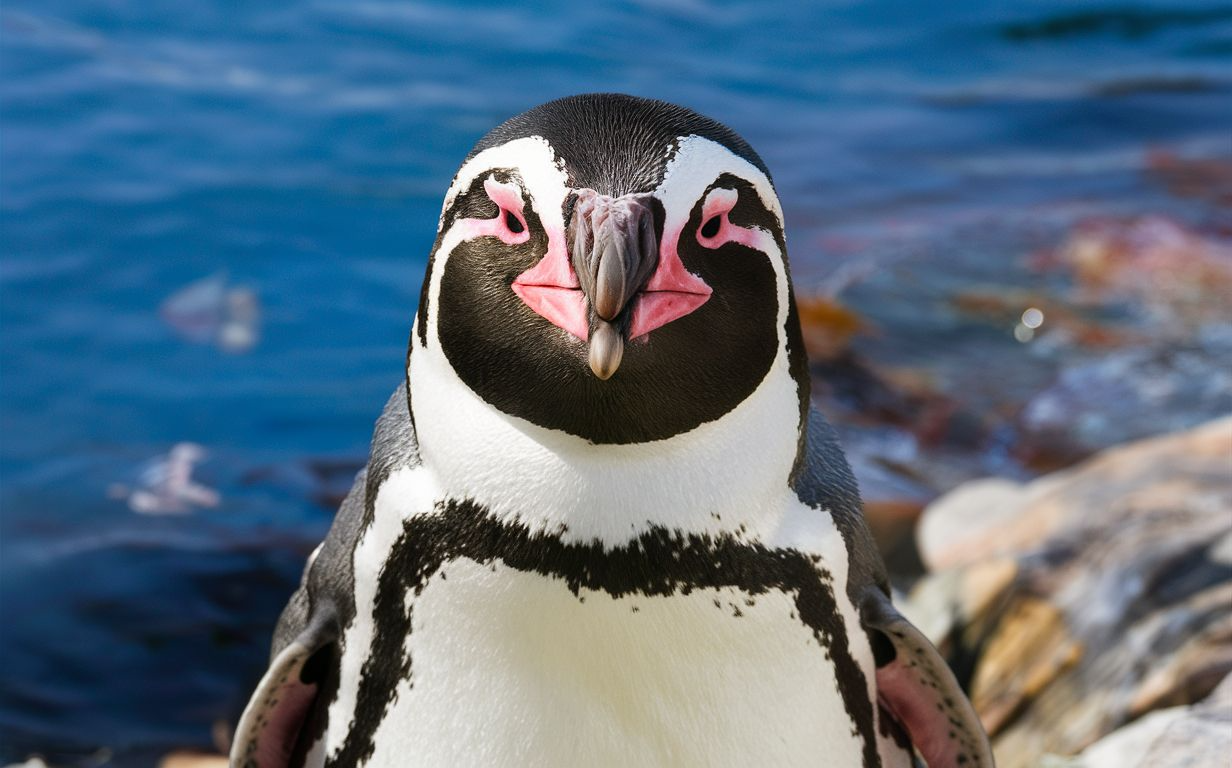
[2,1,1230,762]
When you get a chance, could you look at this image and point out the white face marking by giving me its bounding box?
[650,134,789,346]
[413,134,799,546]
[423,135,573,351]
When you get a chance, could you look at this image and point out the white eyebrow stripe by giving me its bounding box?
[438,136,568,232]
[652,134,789,356]
[653,135,783,232]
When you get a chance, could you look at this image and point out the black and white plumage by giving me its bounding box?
[232,94,994,768]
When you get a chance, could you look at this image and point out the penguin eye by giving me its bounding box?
[696,210,729,248]
[479,176,531,245]
[696,187,740,249]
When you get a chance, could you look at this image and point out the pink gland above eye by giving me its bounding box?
[696,187,738,248]
[455,176,529,246]
[695,187,770,252]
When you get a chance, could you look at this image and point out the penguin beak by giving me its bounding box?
[570,189,659,380]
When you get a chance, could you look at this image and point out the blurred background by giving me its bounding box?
[2,1,1229,765]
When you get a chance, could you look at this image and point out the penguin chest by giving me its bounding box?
[358,558,871,768]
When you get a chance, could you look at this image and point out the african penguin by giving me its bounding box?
[233,93,994,768]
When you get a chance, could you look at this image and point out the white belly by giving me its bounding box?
[349,558,867,768]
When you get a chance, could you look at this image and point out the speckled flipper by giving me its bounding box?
[860,590,994,768]
[231,614,336,768]
[232,386,420,767]
[794,407,993,767]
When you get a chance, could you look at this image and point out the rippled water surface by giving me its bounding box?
[2,1,1230,761]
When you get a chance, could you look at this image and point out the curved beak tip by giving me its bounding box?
[569,190,662,380]
[588,321,624,380]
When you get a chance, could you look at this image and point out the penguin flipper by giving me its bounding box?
[230,612,337,768]
[794,409,992,766]
[860,588,995,768]
[233,385,420,766]
[230,469,362,768]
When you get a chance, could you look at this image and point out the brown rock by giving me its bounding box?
[158,752,228,768]
[904,557,1018,653]
[971,596,1084,734]
[1051,672,1232,768]
[906,417,1232,768]
[1049,215,1232,330]
[917,478,1031,571]
[795,295,868,362]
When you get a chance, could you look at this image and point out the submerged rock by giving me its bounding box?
[160,272,261,353]
[1016,341,1232,468]
[1043,215,1232,332]
[907,417,1232,767]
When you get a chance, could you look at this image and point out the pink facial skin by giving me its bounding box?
[455,178,532,246]
[510,188,792,343]
[457,177,590,339]
[629,187,770,339]
[510,223,590,340]
[694,187,766,251]
[626,226,713,340]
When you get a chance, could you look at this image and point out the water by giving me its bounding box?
[2,1,1230,761]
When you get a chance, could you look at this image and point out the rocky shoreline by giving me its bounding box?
[4,417,1227,768]
[905,416,1232,767]
[9,418,1224,768]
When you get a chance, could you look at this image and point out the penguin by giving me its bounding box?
[231,94,994,768]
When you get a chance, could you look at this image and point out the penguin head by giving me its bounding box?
[414,94,808,447]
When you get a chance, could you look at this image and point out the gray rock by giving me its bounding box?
[1046,672,1232,768]
[905,417,1232,768]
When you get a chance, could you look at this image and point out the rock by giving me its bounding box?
[947,289,1130,349]
[901,556,1019,673]
[1047,215,1232,331]
[796,294,868,361]
[1044,672,1232,768]
[917,478,1030,571]
[1138,672,1232,767]
[158,752,228,768]
[905,417,1232,768]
